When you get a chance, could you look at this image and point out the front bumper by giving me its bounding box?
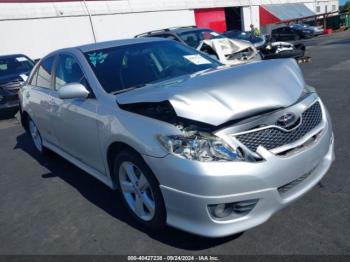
[313,30,324,36]
[0,95,19,110]
[143,108,334,237]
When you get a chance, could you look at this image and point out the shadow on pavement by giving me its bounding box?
[324,39,350,46]
[0,108,18,120]
[14,132,243,251]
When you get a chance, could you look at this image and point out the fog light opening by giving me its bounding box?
[208,199,259,220]
[212,203,233,218]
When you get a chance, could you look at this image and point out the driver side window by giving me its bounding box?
[54,54,90,92]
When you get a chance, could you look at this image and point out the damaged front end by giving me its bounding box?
[197,38,260,66]
[116,58,307,162]
[260,41,306,60]
[119,101,257,162]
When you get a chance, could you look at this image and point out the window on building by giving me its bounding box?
[332,5,336,11]
[316,6,321,13]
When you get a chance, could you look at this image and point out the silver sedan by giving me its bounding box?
[19,38,334,237]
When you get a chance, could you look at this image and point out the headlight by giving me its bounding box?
[303,85,316,94]
[157,133,244,162]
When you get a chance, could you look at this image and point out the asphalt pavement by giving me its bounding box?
[0,31,349,255]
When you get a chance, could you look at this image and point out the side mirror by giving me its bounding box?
[58,83,90,100]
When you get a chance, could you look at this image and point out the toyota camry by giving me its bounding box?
[19,38,334,237]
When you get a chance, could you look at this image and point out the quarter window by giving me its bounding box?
[36,56,55,89]
[54,54,88,91]
[29,67,39,86]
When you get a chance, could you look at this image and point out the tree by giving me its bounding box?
[340,1,350,13]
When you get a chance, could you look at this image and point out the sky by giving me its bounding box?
[340,0,348,5]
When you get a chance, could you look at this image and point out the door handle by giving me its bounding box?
[49,98,55,106]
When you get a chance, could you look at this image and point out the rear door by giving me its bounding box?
[278,27,288,40]
[50,53,105,173]
[26,56,57,144]
[283,27,295,40]
[272,28,282,40]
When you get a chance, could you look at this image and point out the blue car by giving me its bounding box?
[0,54,34,118]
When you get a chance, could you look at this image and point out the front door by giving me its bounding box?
[50,54,105,174]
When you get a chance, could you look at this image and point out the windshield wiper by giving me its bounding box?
[111,84,146,95]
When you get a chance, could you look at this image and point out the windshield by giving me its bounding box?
[84,40,220,94]
[179,29,224,48]
[224,31,262,43]
[291,24,308,29]
[0,56,34,77]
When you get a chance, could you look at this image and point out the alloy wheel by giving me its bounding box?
[29,120,43,152]
[118,161,156,221]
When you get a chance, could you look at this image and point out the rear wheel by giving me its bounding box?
[114,149,166,230]
[28,118,47,155]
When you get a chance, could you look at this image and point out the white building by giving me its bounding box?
[0,0,339,59]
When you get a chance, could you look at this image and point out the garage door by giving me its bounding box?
[194,8,226,32]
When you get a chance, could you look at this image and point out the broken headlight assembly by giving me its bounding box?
[157,132,245,162]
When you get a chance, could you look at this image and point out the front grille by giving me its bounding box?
[235,102,322,152]
[278,164,319,194]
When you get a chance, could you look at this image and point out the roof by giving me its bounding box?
[262,3,315,21]
[171,27,207,34]
[135,26,209,37]
[77,37,168,53]
[0,54,29,59]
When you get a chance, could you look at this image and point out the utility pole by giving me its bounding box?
[249,0,253,26]
[82,0,97,43]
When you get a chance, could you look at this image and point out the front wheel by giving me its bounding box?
[0,108,18,119]
[114,149,166,230]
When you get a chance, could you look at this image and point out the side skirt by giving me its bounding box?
[43,140,115,190]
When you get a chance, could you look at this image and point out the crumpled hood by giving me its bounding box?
[200,38,253,55]
[116,59,305,126]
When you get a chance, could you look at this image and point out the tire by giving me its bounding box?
[28,118,48,155]
[113,149,166,230]
[0,108,18,119]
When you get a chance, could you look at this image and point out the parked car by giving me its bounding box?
[0,54,34,118]
[260,41,306,60]
[290,23,324,36]
[135,26,260,66]
[271,26,314,41]
[19,38,334,238]
[223,30,266,48]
